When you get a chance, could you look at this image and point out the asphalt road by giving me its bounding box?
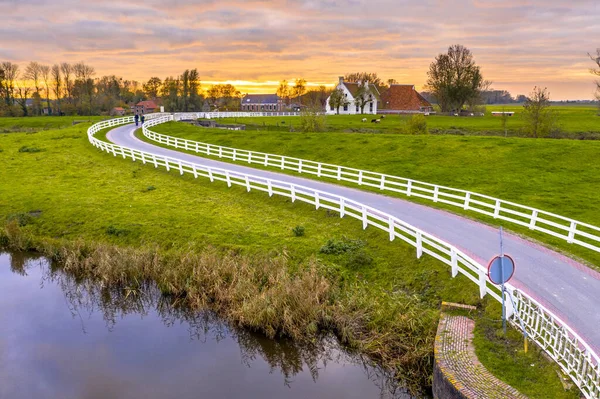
[107,123,600,352]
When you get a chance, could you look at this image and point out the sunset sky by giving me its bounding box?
[1,0,598,100]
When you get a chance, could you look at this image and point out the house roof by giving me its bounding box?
[136,100,158,108]
[113,107,124,111]
[242,94,279,104]
[341,82,381,102]
[380,85,431,111]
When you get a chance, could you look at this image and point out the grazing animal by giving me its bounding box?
[361,118,367,122]
[371,119,377,123]
[281,121,286,124]
[380,115,385,119]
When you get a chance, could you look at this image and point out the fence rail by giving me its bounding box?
[89,115,599,399]
[142,115,600,255]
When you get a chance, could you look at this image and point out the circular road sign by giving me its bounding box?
[487,255,516,285]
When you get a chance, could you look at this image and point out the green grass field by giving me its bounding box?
[219,104,600,137]
[0,117,580,398]
[150,119,600,267]
[0,115,106,133]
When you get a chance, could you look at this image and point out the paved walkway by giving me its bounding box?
[106,123,600,354]
[435,314,527,399]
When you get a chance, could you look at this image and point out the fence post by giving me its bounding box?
[451,248,458,277]
[433,186,439,203]
[479,270,487,298]
[268,180,273,197]
[380,175,385,190]
[494,200,501,218]
[315,192,320,209]
[567,221,577,244]
[406,180,412,196]
[362,207,368,229]
[165,159,170,172]
[226,171,231,187]
[245,176,251,192]
[464,192,471,210]
[416,231,423,258]
[317,163,322,177]
[208,168,213,182]
[192,165,198,178]
[219,146,223,158]
[389,217,395,241]
[233,148,237,161]
[140,152,146,164]
[291,185,296,203]
[178,160,184,175]
[298,159,303,173]
[358,170,363,185]
[280,157,285,170]
[152,155,158,168]
[337,166,342,181]
[340,198,345,218]
[207,145,211,156]
[529,210,538,230]
[264,154,268,166]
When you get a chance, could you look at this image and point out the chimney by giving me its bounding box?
[339,76,344,85]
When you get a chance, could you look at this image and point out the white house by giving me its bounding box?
[325,77,380,115]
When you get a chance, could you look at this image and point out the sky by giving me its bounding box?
[0,0,598,100]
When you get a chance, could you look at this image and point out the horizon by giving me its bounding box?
[1,0,599,101]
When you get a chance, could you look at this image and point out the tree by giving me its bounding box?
[143,77,162,100]
[328,88,346,114]
[277,80,290,105]
[40,64,51,115]
[206,84,241,111]
[590,49,600,113]
[387,78,398,86]
[299,106,326,132]
[60,63,73,104]
[161,77,181,112]
[1,62,19,108]
[24,62,42,114]
[353,82,372,114]
[406,114,428,135]
[344,72,385,91]
[425,44,488,112]
[51,64,62,114]
[304,86,330,109]
[522,87,556,138]
[292,78,306,104]
[73,62,95,115]
[15,80,30,116]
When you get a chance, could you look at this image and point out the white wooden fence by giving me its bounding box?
[142,115,600,255]
[89,115,600,399]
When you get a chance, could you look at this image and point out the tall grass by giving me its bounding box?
[1,220,436,393]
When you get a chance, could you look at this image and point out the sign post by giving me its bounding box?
[487,227,516,335]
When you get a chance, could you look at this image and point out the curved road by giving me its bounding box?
[107,123,600,352]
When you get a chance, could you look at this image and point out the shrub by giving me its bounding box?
[299,107,326,132]
[7,213,33,227]
[406,114,429,135]
[346,249,373,270]
[292,225,305,237]
[18,146,44,153]
[320,237,365,255]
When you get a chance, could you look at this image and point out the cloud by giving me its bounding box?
[0,0,598,99]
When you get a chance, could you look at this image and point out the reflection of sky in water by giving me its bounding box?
[0,253,412,399]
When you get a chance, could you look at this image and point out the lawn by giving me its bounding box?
[0,115,106,133]
[149,120,600,267]
[0,120,579,398]
[217,104,600,137]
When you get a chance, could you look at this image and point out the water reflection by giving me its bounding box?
[0,252,413,399]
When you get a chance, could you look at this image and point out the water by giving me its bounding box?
[0,252,412,399]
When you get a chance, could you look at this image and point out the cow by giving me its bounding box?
[371,119,381,123]
[380,115,385,119]
[361,118,367,122]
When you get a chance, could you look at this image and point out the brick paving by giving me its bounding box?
[435,314,528,399]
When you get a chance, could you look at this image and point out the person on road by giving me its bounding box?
[134,113,139,126]
[141,114,145,125]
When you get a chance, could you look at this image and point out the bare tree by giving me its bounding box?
[293,78,306,104]
[277,80,290,106]
[15,80,31,116]
[61,62,73,104]
[522,87,556,138]
[24,61,44,114]
[590,49,600,113]
[40,64,51,115]
[73,62,95,115]
[51,64,62,114]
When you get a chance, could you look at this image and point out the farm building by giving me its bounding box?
[134,100,158,114]
[240,94,284,112]
[379,85,433,114]
[325,77,380,115]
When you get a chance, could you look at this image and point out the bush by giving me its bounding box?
[7,213,34,227]
[406,114,429,135]
[299,107,326,132]
[320,237,365,255]
[292,225,305,237]
[105,225,130,237]
[346,249,373,270]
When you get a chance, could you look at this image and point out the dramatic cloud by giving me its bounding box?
[1,0,598,99]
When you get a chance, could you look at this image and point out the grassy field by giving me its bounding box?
[0,118,580,398]
[149,120,600,267]
[218,104,600,137]
[0,115,106,133]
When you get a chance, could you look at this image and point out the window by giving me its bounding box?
[369,102,373,112]
[356,105,359,112]
[343,104,348,111]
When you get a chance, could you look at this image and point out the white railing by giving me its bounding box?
[89,116,600,399]
[142,117,600,255]
[173,112,300,120]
